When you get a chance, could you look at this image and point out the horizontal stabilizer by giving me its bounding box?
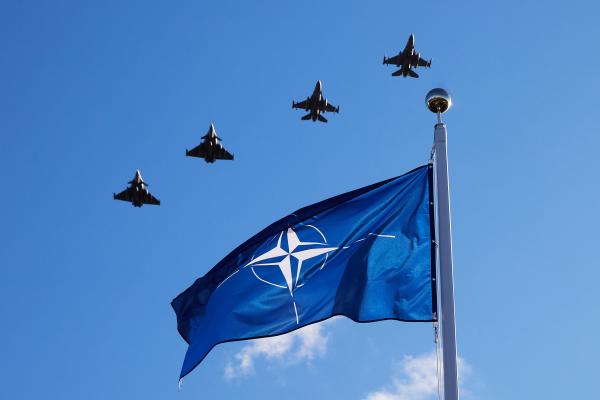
[317,114,328,123]
[392,69,404,77]
[408,69,419,78]
[301,113,312,120]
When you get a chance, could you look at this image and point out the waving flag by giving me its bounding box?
[172,165,437,379]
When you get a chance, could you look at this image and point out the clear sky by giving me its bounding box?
[1,1,599,399]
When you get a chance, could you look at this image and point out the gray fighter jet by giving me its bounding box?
[292,80,340,123]
[113,170,160,207]
[383,34,431,78]
[186,124,234,163]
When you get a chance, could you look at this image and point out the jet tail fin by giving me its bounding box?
[301,113,312,120]
[317,114,328,123]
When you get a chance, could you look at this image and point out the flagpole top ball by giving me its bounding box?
[426,88,452,114]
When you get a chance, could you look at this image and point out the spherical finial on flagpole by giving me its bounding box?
[426,88,452,123]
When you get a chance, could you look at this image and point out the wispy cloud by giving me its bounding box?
[224,323,329,380]
[363,352,471,400]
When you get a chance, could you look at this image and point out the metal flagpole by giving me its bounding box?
[426,88,459,400]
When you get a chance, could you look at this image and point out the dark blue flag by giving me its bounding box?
[172,165,437,379]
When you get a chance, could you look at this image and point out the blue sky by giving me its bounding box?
[1,1,599,399]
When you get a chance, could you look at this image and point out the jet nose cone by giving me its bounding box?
[316,80,322,90]
[132,169,143,183]
[209,123,216,136]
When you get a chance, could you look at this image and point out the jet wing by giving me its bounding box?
[144,192,161,205]
[114,188,132,202]
[384,53,404,66]
[325,103,339,113]
[417,57,431,67]
[186,142,208,158]
[293,99,310,110]
[215,145,234,161]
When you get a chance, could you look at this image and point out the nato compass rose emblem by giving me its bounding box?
[244,225,337,324]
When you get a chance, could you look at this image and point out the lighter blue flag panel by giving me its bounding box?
[172,165,436,379]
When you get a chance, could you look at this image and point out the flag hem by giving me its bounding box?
[428,163,438,319]
[178,312,437,380]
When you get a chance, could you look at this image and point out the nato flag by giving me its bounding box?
[172,165,437,379]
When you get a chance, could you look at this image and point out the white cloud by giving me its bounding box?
[224,323,329,380]
[364,352,471,400]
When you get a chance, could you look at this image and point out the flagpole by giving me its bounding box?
[427,89,459,400]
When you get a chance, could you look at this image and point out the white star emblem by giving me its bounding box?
[245,227,338,295]
[213,226,393,324]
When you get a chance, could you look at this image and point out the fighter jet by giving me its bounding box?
[292,80,340,123]
[186,124,234,163]
[113,170,160,207]
[383,34,432,78]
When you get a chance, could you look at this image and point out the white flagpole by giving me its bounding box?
[427,89,459,400]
